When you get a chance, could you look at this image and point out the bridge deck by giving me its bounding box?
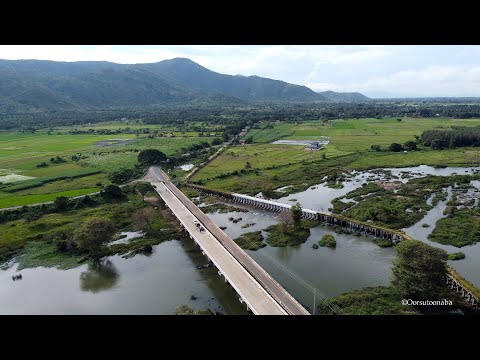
[152,181,286,314]
[145,167,309,315]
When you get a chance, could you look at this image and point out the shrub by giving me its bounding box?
[448,252,465,261]
[319,234,336,248]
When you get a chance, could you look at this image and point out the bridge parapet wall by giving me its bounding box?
[184,183,479,311]
[186,183,404,244]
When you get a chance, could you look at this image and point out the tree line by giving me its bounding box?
[4,102,480,130]
[421,126,480,149]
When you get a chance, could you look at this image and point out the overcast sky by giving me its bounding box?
[1,45,479,98]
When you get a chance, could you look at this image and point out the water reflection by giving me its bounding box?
[275,244,301,263]
[80,259,119,293]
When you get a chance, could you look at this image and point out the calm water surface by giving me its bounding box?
[1,165,479,314]
[0,239,249,315]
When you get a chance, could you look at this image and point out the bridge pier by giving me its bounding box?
[218,270,228,284]
[446,275,479,310]
[238,297,250,312]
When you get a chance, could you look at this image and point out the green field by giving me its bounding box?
[193,117,480,194]
[284,117,480,152]
[193,144,349,182]
[246,118,480,152]
[0,127,213,208]
[244,125,294,143]
[81,137,213,173]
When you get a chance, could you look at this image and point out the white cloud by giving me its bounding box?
[344,66,480,97]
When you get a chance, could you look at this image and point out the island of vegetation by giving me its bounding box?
[264,204,313,247]
[233,231,266,250]
[448,252,466,261]
[319,234,336,248]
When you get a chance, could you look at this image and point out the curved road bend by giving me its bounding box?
[145,166,310,315]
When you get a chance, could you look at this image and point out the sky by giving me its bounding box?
[1,45,480,98]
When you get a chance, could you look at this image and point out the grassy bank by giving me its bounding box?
[317,286,420,315]
[0,193,178,266]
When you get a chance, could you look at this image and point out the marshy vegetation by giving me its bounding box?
[319,234,336,248]
[0,186,179,269]
[233,231,266,250]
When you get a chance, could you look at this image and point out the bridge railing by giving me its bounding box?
[183,182,480,309]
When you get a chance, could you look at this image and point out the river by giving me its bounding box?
[1,165,479,314]
[276,165,480,289]
[0,238,248,315]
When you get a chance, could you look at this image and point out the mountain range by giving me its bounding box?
[0,58,371,113]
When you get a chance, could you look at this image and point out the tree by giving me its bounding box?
[389,143,404,152]
[291,203,303,228]
[212,138,223,146]
[80,195,97,207]
[397,118,402,122]
[109,168,135,184]
[262,186,275,198]
[101,185,124,199]
[24,209,41,222]
[371,144,381,152]
[137,149,168,166]
[403,140,417,151]
[392,240,449,300]
[430,139,447,150]
[245,161,252,169]
[136,182,152,202]
[321,153,327,160]
[74,218,116,258]
[278,211,293,233]
[54,196,69,212]
[132,207,158,235]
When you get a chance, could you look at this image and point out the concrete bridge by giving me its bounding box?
[186,184,404,245]
[447,274,479,310]
[187,183,480,311]
[144,167,310,315]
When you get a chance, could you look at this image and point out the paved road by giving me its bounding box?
[145,166,310,315]
[152,180,286,315]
